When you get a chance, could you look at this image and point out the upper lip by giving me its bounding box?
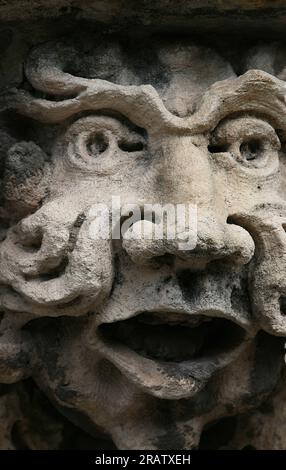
[88,307,253,400]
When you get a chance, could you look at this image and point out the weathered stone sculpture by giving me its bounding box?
[0,31,285,449]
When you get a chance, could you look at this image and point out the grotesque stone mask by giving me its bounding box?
[0,38,285,449]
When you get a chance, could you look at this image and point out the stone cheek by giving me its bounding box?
[0,32,285,450]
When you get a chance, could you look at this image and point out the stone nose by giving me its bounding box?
[123,136,255,267]
[122,210,255,267]
[151,135,214,205]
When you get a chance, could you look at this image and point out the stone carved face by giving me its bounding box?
[0,39,285,449]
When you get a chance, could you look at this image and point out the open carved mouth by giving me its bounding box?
[98,311,246,363]
[93,310,250,399]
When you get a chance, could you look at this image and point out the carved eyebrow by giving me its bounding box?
[1,41,286,138]
[188,70,286,137]
[0,42,188,135]
[0,84,187,134]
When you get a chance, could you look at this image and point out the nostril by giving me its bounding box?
[226,215,236,225]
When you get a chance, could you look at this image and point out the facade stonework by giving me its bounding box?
[0,2,285,450]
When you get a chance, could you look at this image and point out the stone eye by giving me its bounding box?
[63,115,147,170]
[209,116,281,169]
[86,130,145,159]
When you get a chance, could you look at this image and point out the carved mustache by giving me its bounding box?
[228,205,286,336]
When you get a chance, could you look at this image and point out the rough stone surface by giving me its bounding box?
[0,1,285,450]
[2,1,286,33]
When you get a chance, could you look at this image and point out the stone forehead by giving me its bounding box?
[34,39,236,115]
[53,38,235,79]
